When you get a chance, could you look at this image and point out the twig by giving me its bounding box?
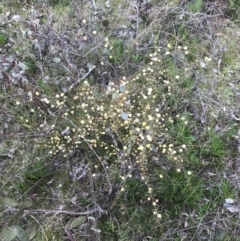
[67,67,95,92]
[129,0,140,37]
[8,207,106,216]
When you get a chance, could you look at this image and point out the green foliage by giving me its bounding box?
[156,170,202,216]
[99,219,116,239]
[23,57,38,75]
[52,0,70,6]
[109,39,125,63]
[18,160,51,192]
[186,0,203,13]
[36,79,56,97]
[225,0,240,20]
[0,196,35,241]
[0,197,19,207]
[229,0,240,11]
[209,135,225,157]
[222,51,234,66]
[202,129,226,158]
[177,25,190,41]
[124,178,148,204]
[0,33,7,46]
[204,178,234,206]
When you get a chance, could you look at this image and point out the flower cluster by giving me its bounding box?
[30,48,190,218]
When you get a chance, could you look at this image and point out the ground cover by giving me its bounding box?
[0,0,240,240]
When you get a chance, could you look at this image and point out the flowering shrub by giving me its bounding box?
[0,2,211,221]
[1,1,237,240]
[27,48,192,218]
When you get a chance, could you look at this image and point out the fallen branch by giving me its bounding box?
[8,207,106,216]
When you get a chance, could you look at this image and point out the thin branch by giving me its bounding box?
[67,67,95,92]
[8,207,106,216]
